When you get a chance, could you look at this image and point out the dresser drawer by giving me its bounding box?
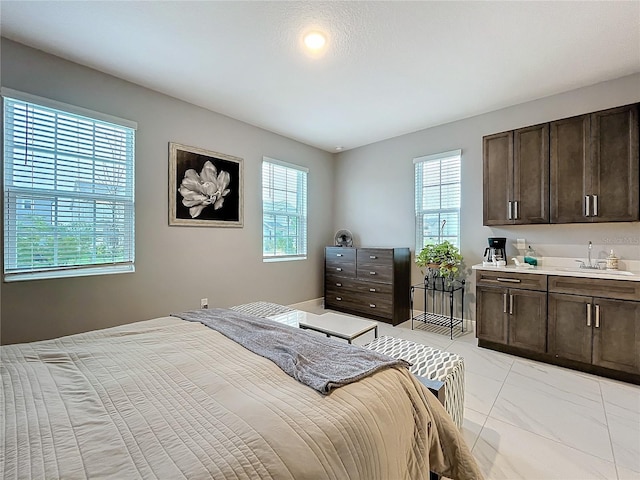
[351,279,393,296]
[325,289,393,317]
[357,264,393,283]
[325,264,355,277]
[325,275,358,291]
[325,247,356,263]
[476,270,547,291]
[357,248,393,266]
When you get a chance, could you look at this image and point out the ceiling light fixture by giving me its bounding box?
[303,31,326,52]
[335,146,343,151]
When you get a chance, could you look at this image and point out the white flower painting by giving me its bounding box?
[178,161,231,218]
[169,143,243,227]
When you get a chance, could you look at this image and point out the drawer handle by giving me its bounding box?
[336,267,342,272]
[369,304,376,308]
[595,304,600,328]
[586,303,591,327]
[336,297,342,301]
[369,271,376,275]
[369,255,377,259]
[336,283,342,287]
[369,288,376,292]
[336,253,343,257]
[497,277,521,283]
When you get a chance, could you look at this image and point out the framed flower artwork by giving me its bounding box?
[169,143,243,227]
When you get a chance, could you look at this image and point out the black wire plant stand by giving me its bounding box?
[410,267,465,340]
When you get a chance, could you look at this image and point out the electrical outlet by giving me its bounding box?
[516,238,526,250]
[200,298,208,309]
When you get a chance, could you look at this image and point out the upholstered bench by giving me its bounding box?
[230,301,295,318]
[363,336,465,429]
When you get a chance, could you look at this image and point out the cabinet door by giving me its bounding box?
[476,286,508,343]
[483,131,513,225]
[508,289,547,353]
[592,298,640,374]
[548,293,592,363]
[513,123,549,224]
[550,115,590,223]
[590,104,640,222]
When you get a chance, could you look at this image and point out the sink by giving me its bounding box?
[552,267,634,276]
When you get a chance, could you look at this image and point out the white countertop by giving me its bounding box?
[472,257,640,282]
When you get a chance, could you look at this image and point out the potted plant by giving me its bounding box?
[415,240,463,280]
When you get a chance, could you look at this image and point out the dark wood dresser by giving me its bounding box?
[324,247,410,325]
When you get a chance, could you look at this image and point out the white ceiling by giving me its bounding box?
[1,1,639,152]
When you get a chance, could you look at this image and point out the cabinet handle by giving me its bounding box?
[509,294,514,315]
[585,196,591,217]
[497,277,521,283]
[503,293,507,313]
[336,253,343,257]
[514,201,519,220]
[595,304,600,328]
[336,267,342,272]
[586,303,591,327]
[336,297,342,301]
[369,271,376,275]
[335,283,342,287]
[369,255,377,259]
[369,304,376,308]
[593,195,598,217]
[369,288,376,292]
[507,201,513,220]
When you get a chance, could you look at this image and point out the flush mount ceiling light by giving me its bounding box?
[303,31,327,53]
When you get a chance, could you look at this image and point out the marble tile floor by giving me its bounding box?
[297,305,640,480]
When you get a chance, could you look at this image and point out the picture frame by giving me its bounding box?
[169,142,243,227]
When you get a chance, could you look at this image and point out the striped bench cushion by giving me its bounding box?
[230,301,294,318]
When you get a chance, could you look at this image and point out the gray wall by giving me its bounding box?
[0,39,335,344]
[333,73,640,319]
[2,38,639,343]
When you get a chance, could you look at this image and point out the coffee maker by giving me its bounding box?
[484,237,507,264]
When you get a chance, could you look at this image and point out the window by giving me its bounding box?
[262,157,308,261]
[414,149,461,251]
[2,88,136,281]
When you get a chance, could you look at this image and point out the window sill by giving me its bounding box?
[263,256,307,263]
[4,265,135,282]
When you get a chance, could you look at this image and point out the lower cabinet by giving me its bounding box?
[477,285,547,353]
[476,271,640,383]
[548,293,640,374]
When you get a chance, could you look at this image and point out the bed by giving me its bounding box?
[1,308,482,479]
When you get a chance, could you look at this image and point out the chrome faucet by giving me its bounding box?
[576,241,605,269]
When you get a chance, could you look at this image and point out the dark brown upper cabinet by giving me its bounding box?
[550,104,639,223]
[483,123,549,226]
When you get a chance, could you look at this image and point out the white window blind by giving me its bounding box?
[3,90,136,281]
[414,149,461,251]
[262,157,308,261]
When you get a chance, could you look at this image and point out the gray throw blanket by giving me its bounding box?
[173,308,409,394]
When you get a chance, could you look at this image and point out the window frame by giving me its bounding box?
[414,149,462,252]
[261,157,308,262]
[2,88,137,282]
